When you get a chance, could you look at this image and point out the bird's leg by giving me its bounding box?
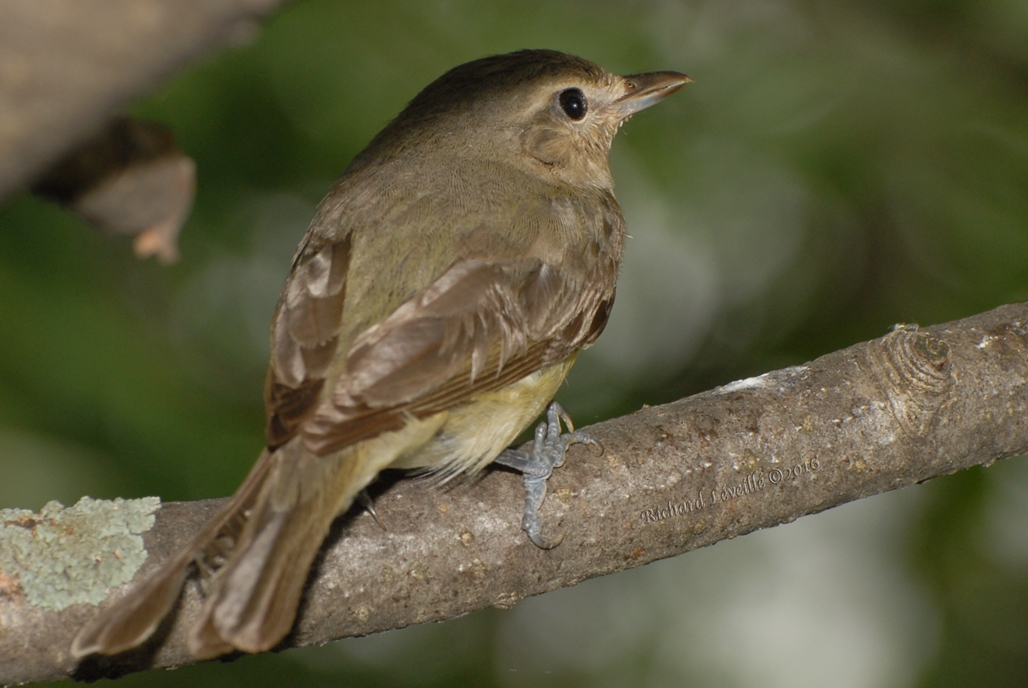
[495,401,601,549]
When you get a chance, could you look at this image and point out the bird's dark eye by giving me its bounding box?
[558,88,588,121]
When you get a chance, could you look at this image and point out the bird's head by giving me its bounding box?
[357,49,691,190]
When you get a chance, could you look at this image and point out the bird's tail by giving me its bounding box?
[72,439,369,659]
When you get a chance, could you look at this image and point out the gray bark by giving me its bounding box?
[0,0,290,201]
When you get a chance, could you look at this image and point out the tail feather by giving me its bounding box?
[189,440,367,657]
[71,450,275,658]
[70,548,192,658]
[74,414,440,659]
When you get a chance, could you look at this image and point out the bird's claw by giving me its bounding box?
[496,402,601,549]
[357,489,387,531]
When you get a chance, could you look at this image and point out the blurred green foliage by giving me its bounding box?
[3,0,1028,685]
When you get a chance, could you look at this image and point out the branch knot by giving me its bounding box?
[867,324,953,436]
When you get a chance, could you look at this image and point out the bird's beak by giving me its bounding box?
[617,71,692,119]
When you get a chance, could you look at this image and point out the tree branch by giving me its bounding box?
[0,0,290,202]
[2,301,1026,684]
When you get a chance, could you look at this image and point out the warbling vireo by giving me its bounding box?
[73,48,689,660]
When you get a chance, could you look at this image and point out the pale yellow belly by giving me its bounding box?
[389,357,577,480]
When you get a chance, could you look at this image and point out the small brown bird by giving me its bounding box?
[72,49,689,659]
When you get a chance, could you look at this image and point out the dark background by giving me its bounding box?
[2,1,1028,685]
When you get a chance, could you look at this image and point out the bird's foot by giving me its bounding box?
[495,401,601,549]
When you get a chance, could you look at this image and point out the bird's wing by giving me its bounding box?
[264,229,619,456]
[264,232,352,448]
[304,255,615,453]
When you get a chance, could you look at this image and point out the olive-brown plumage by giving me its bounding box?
[73,49,689,659]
